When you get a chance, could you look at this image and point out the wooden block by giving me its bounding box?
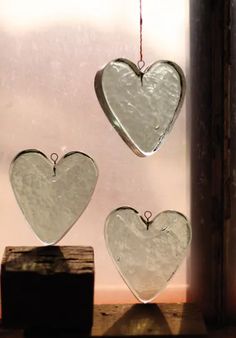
[0,303,207,337]
[1,246,94,330]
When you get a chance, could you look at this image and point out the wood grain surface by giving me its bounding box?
[1,246,94,330]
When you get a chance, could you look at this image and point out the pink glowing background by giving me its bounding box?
[0,0,189,303]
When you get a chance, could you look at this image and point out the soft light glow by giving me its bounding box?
[0,0,186,46]
[0,0,189,303]
[0,0,113,30]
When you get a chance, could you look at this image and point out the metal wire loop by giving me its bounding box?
[138,60,145,70]
[50,153,59,164]
[144,210,152,222]
[50,153,59,177]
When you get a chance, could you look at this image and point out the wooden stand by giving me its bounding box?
[0,246,94,331]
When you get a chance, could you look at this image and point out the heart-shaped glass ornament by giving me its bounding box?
[95,58,185,157]
[10,150,98,245]
[105,207,191,303]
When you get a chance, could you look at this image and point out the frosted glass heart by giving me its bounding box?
[10,150,98,245]
[105,207,191,303]
[95,59,185,157]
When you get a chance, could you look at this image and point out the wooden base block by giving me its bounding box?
[0,303,207,337]
[1,246,94,330]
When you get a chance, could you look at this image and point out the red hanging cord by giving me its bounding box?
[138,0,145,70]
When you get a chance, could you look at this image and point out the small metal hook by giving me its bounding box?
[138,59,145,71]
[144,210,152,230]
[50,153,58,177]
[137,60,145,86]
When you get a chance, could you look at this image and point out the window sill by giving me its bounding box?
[0,303,206,337]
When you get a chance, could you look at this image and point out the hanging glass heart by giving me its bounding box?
[105,207,191,303]
[10,150,98,245]
[95,58,185,157]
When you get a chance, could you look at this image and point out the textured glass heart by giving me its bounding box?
[10,150,98,245]
[105,207,191,303]
[95,59,185,157]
